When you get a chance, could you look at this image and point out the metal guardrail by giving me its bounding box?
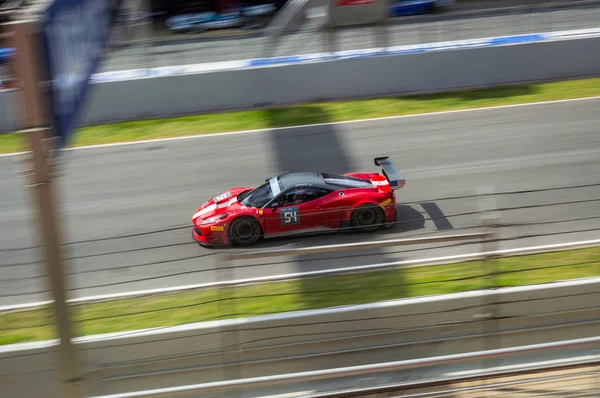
[4,235,598,312]
[0,231,495,311]
[311,357,600,397]
[88,336,600,398]
[222,232,491,261]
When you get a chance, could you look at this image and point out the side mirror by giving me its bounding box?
[270,202,279,211]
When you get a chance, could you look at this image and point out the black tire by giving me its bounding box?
[228,216,262,247]
[351,204,384,233]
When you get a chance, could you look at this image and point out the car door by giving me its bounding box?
[311,188,347,229]
[263,187,331,236]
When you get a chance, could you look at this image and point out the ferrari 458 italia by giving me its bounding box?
[191,156,405,247]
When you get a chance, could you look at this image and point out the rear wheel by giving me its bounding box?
[351,204,384,233]
[228,217,262,246]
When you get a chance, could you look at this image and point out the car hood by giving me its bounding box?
[192,187,253,224]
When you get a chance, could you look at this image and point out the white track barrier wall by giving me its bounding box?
[2,277,600,398]
[1,31,600,132]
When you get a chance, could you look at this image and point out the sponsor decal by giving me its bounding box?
[371,180,389,186]
[194,204,217,219]
[269,176,282,196]
[217,197,237,208]
[214,192,231,202]
[381,198,392,207]
[211,226,224,231]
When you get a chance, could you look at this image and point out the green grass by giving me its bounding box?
[2,247,599,346]
[1,77,600,154]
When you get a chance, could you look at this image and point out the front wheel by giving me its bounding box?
[228,217,262,246]
[351,204,384,233]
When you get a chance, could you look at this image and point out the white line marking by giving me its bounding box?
[2,237,598,312]
[0,339,57,354]
[0,301,52,311]
[1,95,600,158]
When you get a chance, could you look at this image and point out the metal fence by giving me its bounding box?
[92,0,600,73]
[87,336,600,398]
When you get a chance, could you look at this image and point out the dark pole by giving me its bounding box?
[7,19,84,398]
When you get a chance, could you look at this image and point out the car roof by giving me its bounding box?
[277,172,373,191]
[278,172,324,189]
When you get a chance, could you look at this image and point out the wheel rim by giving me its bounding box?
[357,207,379,226]
[233,219,258,243]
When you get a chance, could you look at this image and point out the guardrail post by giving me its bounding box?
[215,252,242,398]
[324,24,336,55]
[477,185,500,284]
[477,185,501,375]
[374,19,388,50]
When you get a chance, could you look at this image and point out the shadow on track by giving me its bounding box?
[254,109,431,323]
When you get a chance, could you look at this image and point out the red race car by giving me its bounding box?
[191,156,406,247]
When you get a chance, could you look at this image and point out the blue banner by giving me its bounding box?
[0,48,14,65]
[38,0,121,149]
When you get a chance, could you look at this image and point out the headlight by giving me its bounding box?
[200,213,229,225]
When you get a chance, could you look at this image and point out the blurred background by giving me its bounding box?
[2,0,600,78]
[76,0,600,70]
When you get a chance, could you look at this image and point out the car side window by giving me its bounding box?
[280,188,331,206]
[313,188,332,199]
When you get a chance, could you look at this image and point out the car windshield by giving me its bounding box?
[240,176,283,207]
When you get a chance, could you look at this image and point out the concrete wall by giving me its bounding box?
[78,37,600,123]
[3,277,600,398]
[0,88,15,132]
[1,34,599,133]
[85,35,600,125]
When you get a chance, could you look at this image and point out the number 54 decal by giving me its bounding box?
[281,206,300,226]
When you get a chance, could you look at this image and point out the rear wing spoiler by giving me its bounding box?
[374,156,406,190]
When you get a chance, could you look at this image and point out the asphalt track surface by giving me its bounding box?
[100,1,600,72]
[1,98,600,306]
